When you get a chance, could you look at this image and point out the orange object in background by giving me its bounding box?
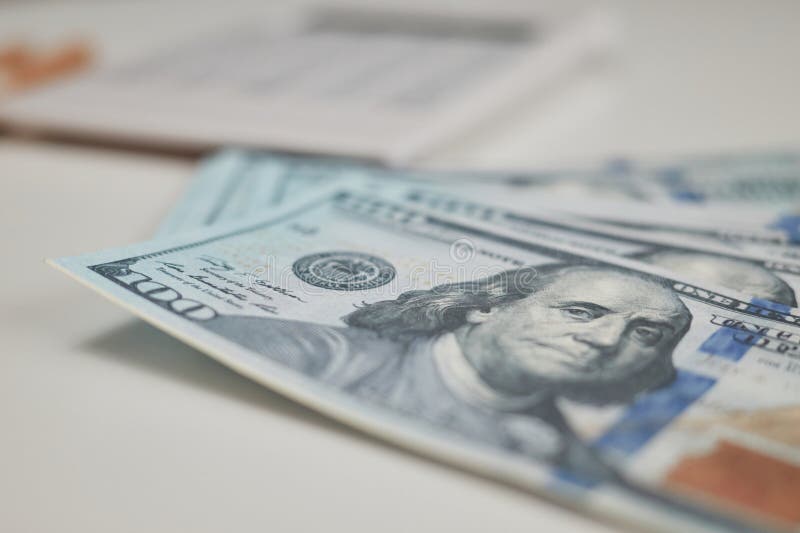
[665,439,800,528]
[0,43,33,71]
[0,40,93,94]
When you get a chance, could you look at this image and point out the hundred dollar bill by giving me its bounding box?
[54,189,800,532]
[155,149,637,236]
[568,205,800,264]
[382,187,800,309]
[618,149,800,207]
[537,150,800,247]
[159,151,800,256]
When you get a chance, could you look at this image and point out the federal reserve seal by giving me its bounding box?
[293,251,396,291]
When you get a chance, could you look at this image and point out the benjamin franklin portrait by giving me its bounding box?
[203,262,693,482]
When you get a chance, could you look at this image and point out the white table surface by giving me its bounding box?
[2,1,800,532]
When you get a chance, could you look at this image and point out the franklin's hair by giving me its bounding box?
[344,263,692,404]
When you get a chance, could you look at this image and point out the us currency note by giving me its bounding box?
[617,149,800,207]
[549,150,800,248]
[155,149,658,236]
[54,190,800,532]
[569,207,800,264]
[388,187,800,309]
[159,151,800,259]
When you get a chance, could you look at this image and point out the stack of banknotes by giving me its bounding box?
[52,150,800,532]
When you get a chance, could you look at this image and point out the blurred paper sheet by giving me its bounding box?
[0,1,615,163]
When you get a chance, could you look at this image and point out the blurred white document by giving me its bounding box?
[0,2,615,162]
